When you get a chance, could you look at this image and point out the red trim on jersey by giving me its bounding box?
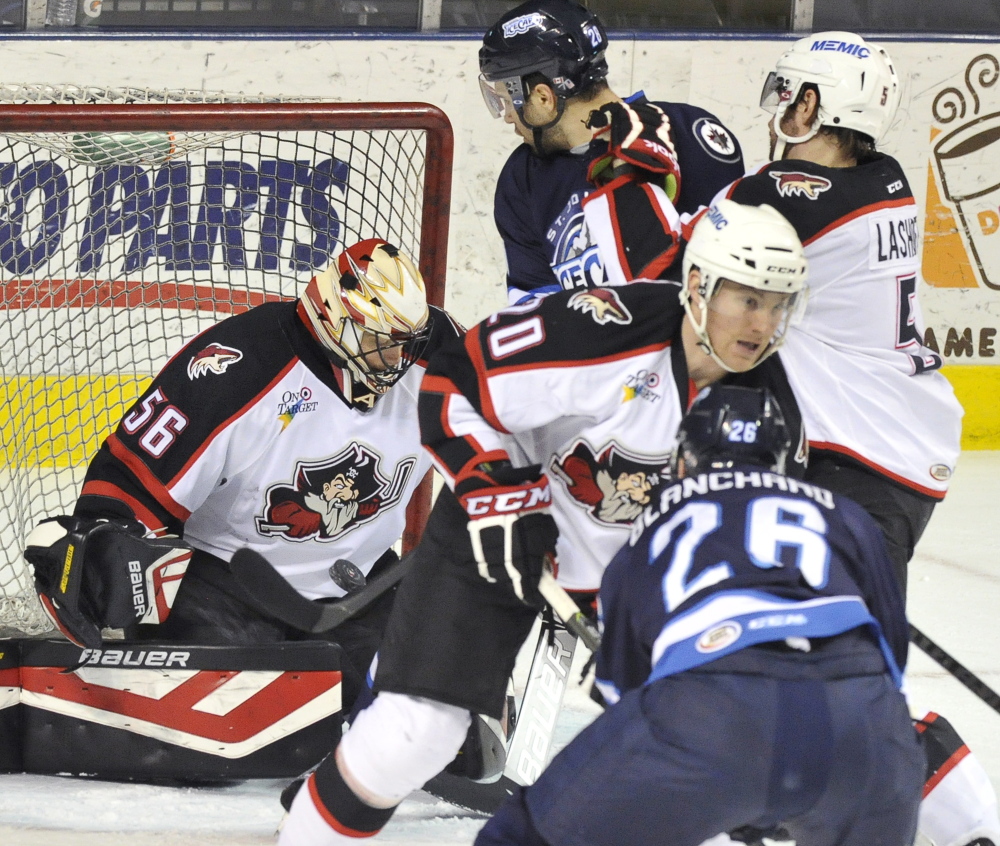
[808,440,947,499]
[420,373,459,396]
[167,357,299,490]
[0,668,18,687]
[804,196,914,247]
[913,711,938,733]
[637,181,681,279]
[922,742,971,798]
[588,176,638,280]
[465,324,510,434]
[78,480,168,532]
[307,774,380,838]
[479,341,671,380]
[455,449,511,484]
[106,435,191,522]
[686,378,699,410]
[683,206,709,242]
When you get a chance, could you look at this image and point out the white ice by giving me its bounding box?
[2,452,998,846]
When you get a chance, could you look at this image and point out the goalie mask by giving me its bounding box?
[672,384,790,477]
[760,31,901,158]
[479,0,608,134]
[680,200,808,372]
[301,239,431,396]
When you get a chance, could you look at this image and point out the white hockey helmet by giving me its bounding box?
[760,31,901,154]
[680,200,807,370]
[301,238,430,393]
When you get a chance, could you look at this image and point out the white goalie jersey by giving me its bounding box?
[75,300,462,599]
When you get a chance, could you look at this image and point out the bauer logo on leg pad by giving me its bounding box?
[19,640,344,780]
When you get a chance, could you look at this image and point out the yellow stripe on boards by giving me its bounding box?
[1,369,997,466]
[942,366,1000,450]
[1,375,151,467]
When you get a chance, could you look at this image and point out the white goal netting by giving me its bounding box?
[0,86,452,636]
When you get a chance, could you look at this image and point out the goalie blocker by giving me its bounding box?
[2,638,344,781]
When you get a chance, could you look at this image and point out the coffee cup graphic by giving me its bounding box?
[934,110,1000,290]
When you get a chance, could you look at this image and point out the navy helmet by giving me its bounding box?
[479,0,609,122]
[672,385,790,476]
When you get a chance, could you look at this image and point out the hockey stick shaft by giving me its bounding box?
[910,624,1000,716]
[229,548,412,633]
[538,570,601,653]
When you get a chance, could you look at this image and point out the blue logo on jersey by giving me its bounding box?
[547,192,605,289]
[555,245,603,290]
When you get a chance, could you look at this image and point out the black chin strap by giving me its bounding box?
[523,98,567,158]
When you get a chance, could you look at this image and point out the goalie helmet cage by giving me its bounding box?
[0,88,453,637]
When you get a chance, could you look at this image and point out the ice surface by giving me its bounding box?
[2,452,997,846]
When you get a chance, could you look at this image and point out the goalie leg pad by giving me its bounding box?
[915,712,1000,846]
[18,638,343,782]
[0,643,22,774]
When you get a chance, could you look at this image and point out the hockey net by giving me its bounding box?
[0,86,452,636]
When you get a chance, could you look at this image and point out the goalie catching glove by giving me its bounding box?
[456,463,559,611]
[586,97,682,203]
[23,515,192,649]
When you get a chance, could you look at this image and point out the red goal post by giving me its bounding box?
[0,92,452,636]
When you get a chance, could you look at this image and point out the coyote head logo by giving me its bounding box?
[567,289,632,325]
[770,171,833,199]
[187,343,243,379]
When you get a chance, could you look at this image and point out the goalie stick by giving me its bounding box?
[228,548,412,633]
[910,624,1000,716]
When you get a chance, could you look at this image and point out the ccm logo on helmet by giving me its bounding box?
[810,40,870,59]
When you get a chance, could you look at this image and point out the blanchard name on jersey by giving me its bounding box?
[628,471,836,545]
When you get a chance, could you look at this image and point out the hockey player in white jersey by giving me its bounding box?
[276,200,809,845]
[24,238,463,722]
[712,32,997,846]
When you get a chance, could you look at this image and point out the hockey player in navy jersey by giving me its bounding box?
[478,0,745,304]
[276,200,810,845]
[23,238,463,717]
[474,383,925,846]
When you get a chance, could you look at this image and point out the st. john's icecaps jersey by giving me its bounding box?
[495,96,744,304]
[594,467,909,704]
[419,284,803,592]
[720,155,962,498]
[75,300,462,600]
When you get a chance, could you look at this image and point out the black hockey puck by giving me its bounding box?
[329,558,366,594]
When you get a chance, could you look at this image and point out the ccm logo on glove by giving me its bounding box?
[461,478,552,518]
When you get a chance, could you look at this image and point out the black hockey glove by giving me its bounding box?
[457,463,559,611]
[587,99,681,202]
[24,515,193,648]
